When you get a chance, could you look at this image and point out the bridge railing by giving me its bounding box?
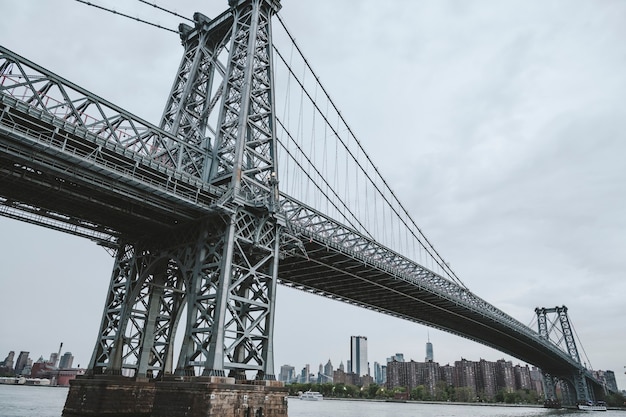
[0,45,228,242]
[0,45,210,181]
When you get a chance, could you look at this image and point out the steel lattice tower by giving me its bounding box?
[536,306,592,404]
[87,0,284,381]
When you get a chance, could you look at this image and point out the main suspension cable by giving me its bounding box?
[74,0,178,33]
[136,0,194,22]
[275,13,468,289]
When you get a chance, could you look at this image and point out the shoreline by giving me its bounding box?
[306,398,626,411]
[292,396,544,408]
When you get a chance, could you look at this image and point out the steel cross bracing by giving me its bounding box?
[103,0,284,379]
[0,0,604,393]
[0,45,223,245]
[536,306,592,402]
[280,198,581,368]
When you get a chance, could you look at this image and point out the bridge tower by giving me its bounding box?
[63,1,289,416]
[535,306,593,406]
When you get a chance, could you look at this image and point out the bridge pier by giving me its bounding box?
[63,375,288,417]
[63,375,156,417]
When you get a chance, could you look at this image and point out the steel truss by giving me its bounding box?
[0,0,609,392]
[536,306,592,403]
[88,0,283,380]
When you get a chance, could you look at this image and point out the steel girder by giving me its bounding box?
[0,47,222,242]
[88,231,198,378]
[0,46,206,178]
[281,198,545,341]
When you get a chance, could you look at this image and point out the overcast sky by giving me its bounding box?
[1,0,625,390]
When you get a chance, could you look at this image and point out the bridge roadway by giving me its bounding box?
[0,45,590,381]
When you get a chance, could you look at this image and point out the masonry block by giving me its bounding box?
[151,377,289,417]
[63,375,156,417]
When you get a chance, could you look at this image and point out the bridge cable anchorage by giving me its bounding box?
[73,0,178,33]
[135,0,194,22]
[275,13,468,289]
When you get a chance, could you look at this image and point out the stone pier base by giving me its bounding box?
[63,375,156,417]
[153,377,288,417]
[63,375,289,417]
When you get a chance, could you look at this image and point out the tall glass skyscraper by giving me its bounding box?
[426,341,434,362]
[350,336,368,376]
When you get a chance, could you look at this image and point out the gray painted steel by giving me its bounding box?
[0,0,606,399]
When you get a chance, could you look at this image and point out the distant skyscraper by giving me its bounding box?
[387,353,404,363]
[425,337,434,362]
[300,364,310,383]
[323,359,333,379]
[373,361,383,384]
[59,352,74,369]
[1,351,15,369]
[339,361,345,372]
[49,352,59,367]
[279,364,295,382]
[14,351,29,374]
[350,336,368,376]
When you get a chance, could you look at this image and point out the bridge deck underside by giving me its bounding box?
[0,98,215,241]
[278,239,573,375]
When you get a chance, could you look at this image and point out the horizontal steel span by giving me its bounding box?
[280,200,586,377]
[0,45,223,245]
[0,44,594,382]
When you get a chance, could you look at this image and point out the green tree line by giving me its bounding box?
[287,381,546,404]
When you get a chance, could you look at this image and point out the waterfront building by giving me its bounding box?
[514,364,532,390]
[495,360,515,393]
[278,364,295,383]
[386,360,408,390]
[529,366,544,396]
[350,336,368,376]
[417,361,439,395]
[592,370,619,392]
[385,357,542,401]
[604,370,618,392]
[440,363,455,387]
[454,358,477,399]
[59,352,74,369]
[386,360,439,395]
[476,359,497,401]
[381,364,387,384]
[30,356,55,378]
[49,352,59,368]
[56,368,85,386]
[14,351,29,375]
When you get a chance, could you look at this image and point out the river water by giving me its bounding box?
[0,385,623,417]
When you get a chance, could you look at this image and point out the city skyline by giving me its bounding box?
[2,332,622,393]
[1,0,625,391]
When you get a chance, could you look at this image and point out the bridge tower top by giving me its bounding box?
[535,305,583,365]
[160,0,283,213]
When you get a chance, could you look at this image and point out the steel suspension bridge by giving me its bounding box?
[0,0,612,411]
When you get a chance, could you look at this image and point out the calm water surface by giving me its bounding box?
[0,385,623,417]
